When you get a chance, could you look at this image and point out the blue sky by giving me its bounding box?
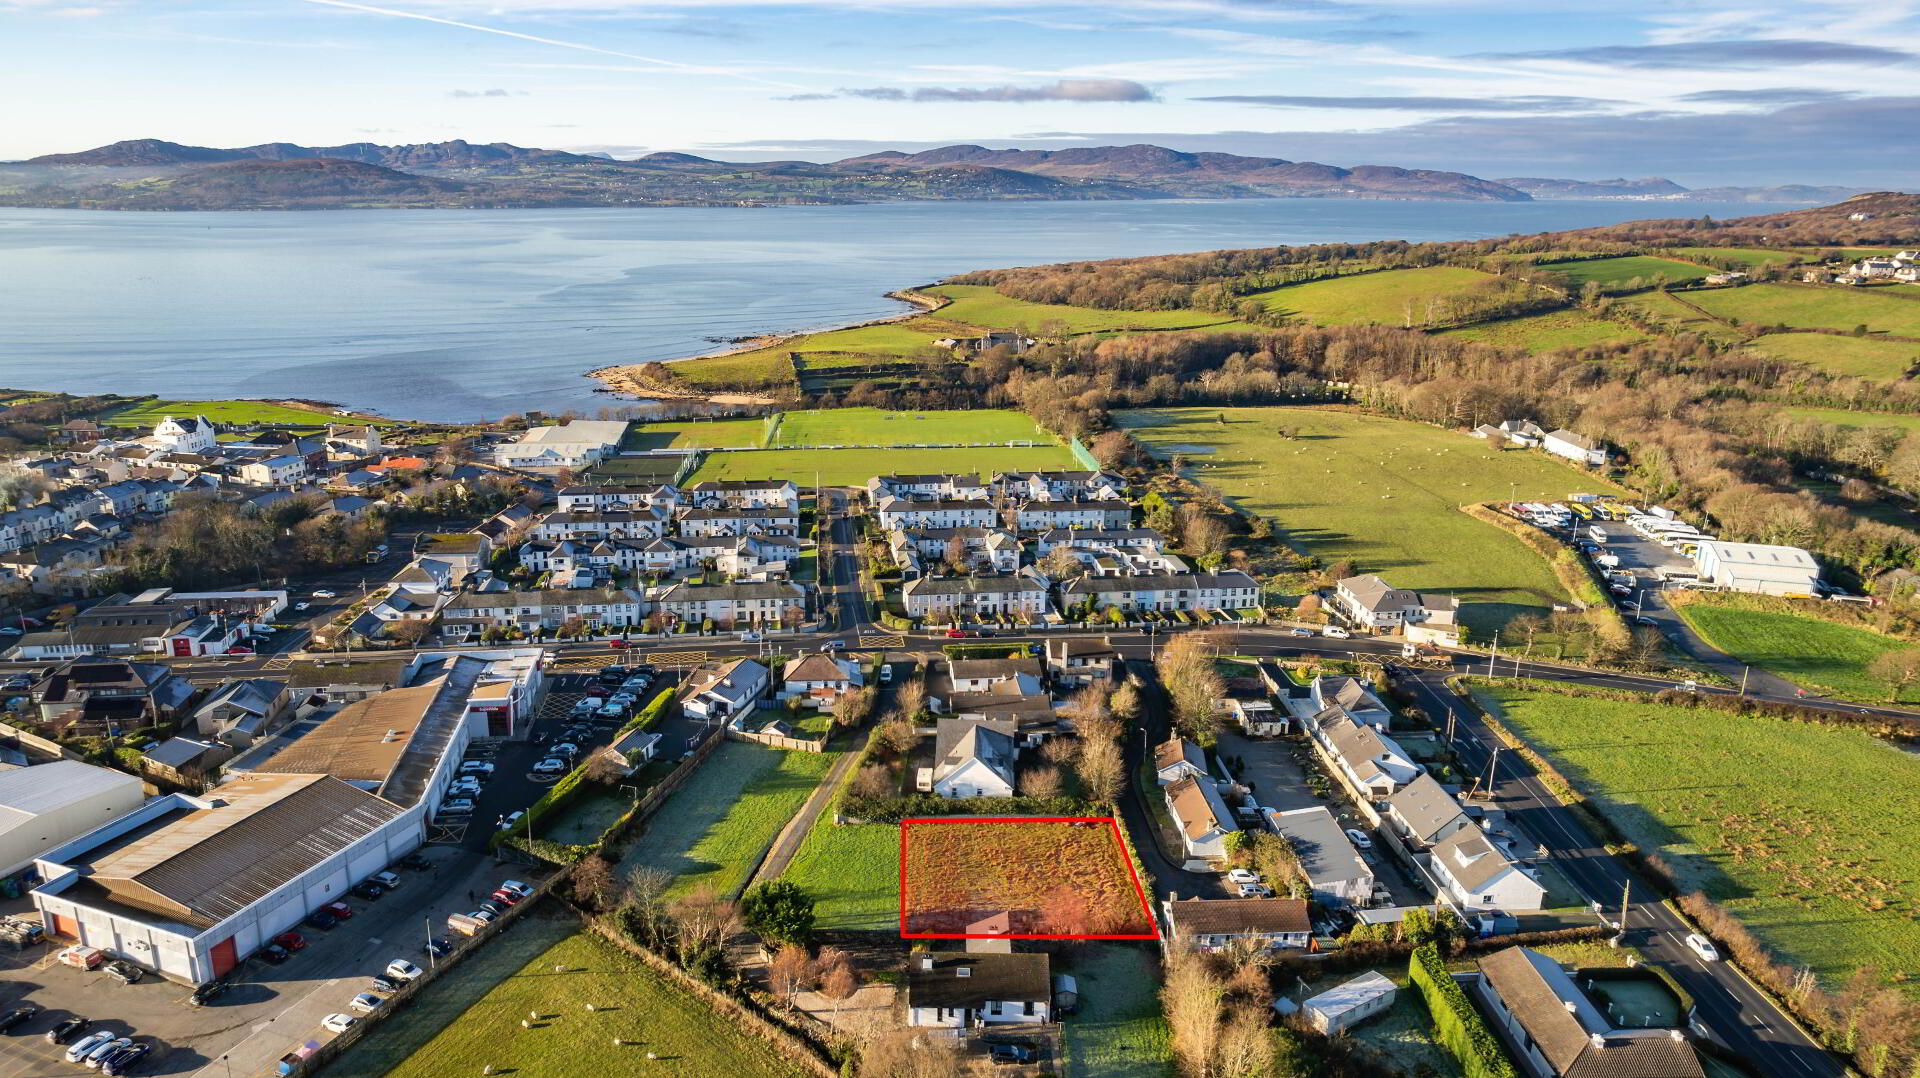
[3,0,1917,185]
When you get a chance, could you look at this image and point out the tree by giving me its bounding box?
[1110,680,1143,724]
[943,535,971,575]
[833,686,876,728]
[850,763,894,799]
[895,679,927,722]
[1040,545,1084,581]
[1162,942,1226,1075]
[876,716,918,756]
[1295,593,1321,620]
[1158,632,1225,745]
[740,880,816,946]
[669,884,740,956]
[1867,648,1920,702]
[1077,733,1124,802]
[1020,764,1062,798]
[1090,429,1134,469]
[571,852,623,911]
[768,943,815,1005]
[818,950,858,1001]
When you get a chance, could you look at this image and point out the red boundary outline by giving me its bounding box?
[898,816,1161,940]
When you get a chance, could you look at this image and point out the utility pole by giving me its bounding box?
[1618,878,1632,935]
[1486,631,1499,677]
[1477,746,1500,800]
[425,915,437,970]
[1739,665,1750,697]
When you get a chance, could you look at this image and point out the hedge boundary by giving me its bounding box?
[1409,944,1520,1078]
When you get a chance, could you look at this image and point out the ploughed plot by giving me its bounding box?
[900,817,1155,939]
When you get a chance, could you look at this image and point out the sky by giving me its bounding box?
[2,0,1917,186]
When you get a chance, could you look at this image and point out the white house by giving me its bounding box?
[868,474,989,502]
[1061,571,1259,615]
[653,581,808,629]
[1153,737,1206,786]
[1428,826,1547,912]
[778,654,863,711]
[1693,541,1820,597]
[901,575,1050,621]
[1309,676,1392,730]
[681,658,768,723]
[1311,714,1421,800]
[677,507,799,538]
[1386,773,1473,849]
[929,717,1019,798]
[685,479,799,512]
[1543,429,1607,467]
[237,454,308,486]
[149,416,216,454]
[493,421,627,470]
[875,497,998,531]
[1166,775,1235,862]
[906,953,1052,1028]
[1162,896,1311,953]
[1330,575,1460,642]
[1012,499,1132,532]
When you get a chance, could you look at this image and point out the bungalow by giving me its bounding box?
[492,420,627,470]
[1485,419,1546,448]
[1543,429,1608,468]
[1474,946,1704,1078]
[929,717,1019,798]
[875,497,998,531]
[1166,774,1236,862]
[901,574,1050,621]
[779,654,863,711]
[1429,826,1547,912]
[681,658,768,723]
[1386,773,1474,849]
[1012,499,1133,532]
[686,479,799,512]
[947,657,1045,696]
[1308,676,1392,729]
[592,726,662,777]
[676,507,799,538]
[1154,737,1206,786]
[139,737,230,786]
[1061,571,1259,615]
[1162,896,1311,952]
[906,952,1052,1028]
[1265,806,1374,907]
[653,580,808,629]
[1043,636,1117,686]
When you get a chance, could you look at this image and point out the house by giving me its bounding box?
[1166,774,1235,862]
[237,454,308,486]
[0,761,146,878]
[556,483,680,514]
[29,659,194,735]
[929,717,1019,798]
[1474,946,1704,1078]
[140,737,231,786]
[190,678,296,748]
[326,424,384,457]
[1692,541,1820,596]
[901,575,1050,621]
[1032,527,1164,555]
[779,654,863,711]
[149,415,216,454]
[1154,737,1206,785]
[888,527,1020,576]
[532,510,669,542]
[681,658,768,723]
[1060,571,1260,616]
[685,479,799,512]
[867,474,989,502]
[1308,675,1392,730]
[1429,826,1547,912]
[992,470,1126,502]
[1387,773,1474,849]
[493,420,628,470]
[653,581,808,629]
[1303,971,1397,1034]
[677,507,799,538]
[57,419,105,444]
[1330,575,1460,642]
[1543,429,1607,468]
[1310,713,1421,799]
[1162,896,1310,952]
[906,952,1052,1028]
[1012,499,1133,532]
[874,497,998,531]
[438,587,647,634]
[947,658,1045,696]
[1265,806,1374,907]
[1044,636,1117,686]
[1703,271,1747,286]
[593,726,661,777]
[1470,419,1546,447]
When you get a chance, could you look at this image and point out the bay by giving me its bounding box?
[0,199,1794,422]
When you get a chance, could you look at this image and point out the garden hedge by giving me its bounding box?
[1408,944,1519,1078]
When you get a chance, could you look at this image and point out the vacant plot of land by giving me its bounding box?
[1063,945,1174,1078]
[1666,247,1799,268]
[1783,405,1920,434]
[1251,267,1498,326]
[1671,597,1918,702]
[354,927,809,1078]
[1752,333,1920,382]
[781,819,900,931]
[668,349,801,389]
[771,407,1046,447]
[902,818,1154,936]
[621,742,839,898]
[690,445,1075,487]
[99,397,380,428]
[624,417,768,450]
[1115,406,1625,632]
[1538,256,1708,287]
[1480,685,1920,989]
[1688,283,1920,337]
[1441,310,1648,351]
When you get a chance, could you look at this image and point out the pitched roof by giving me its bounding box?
[1155,737,1203,773]
[1167,775,1230,841]
[1388,773,1469,844]
[933,717,1017,787]
[782,654,851,684]
[1166,896,1309,936]
[906,952,1050,1009]
[1432,826,1534,894]
[1479,947,1704,1078]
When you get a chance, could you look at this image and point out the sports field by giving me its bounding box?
[1687,283,1920,337]
[1480,685,1920,989]
[99,397,385,428]
[901,818,1154,937]
[1250,267,1500,326]
[1537,256,1708,287]
[1114,406,1626,631]
[770,407,1046,447]
[1441,310,1648,351]
[780,819,899,931]
[1750,333,1920,381]
[619,742,840,898]
[1669,595,1920,702]
[624,417,767,450]
[689,444,1075,487]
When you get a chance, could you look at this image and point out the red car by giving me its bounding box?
[271,931,307,951]
[225,646,253,655]
[323,902,353,919]
[944,629,970,639]
[489,890,520,906]
[607,639,629,649]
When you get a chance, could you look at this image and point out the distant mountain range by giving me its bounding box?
[0,138,1877,210]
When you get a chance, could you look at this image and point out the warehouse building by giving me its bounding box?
[1692,541,1820,597]
[0,761,146,878]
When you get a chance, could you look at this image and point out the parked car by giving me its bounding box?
[468,909,497,926]
[943,629,969,639]
[1684,933,1721,962]
[100,1042,151,1077]
[988,1043,1035,1066]
[878,665,894,683]
[531,758,568,775]
[489,888,520,906]
[369,974,402,993]
[497,810,525,832]
[385,959,423,981]
[305,910,339,931]
[447,780,482,799]
[438,798,475,816]
[103,961,142,985]
[457,761,495,777]
[3,674,33,690]
[371,871,401,890]
[1344,828,1374,849]
[477,900,507,917]
[1235,882,1273,898]
[1225,868,1260,885]
[549,742,580,758]
[271,931,306,951]
[423,938,452,959]
[498,880,534,899]
[599,665,629,679]
[323,901,353,919]
[259,944,291,965]
[352,880,387,900]
[400,853,432,871]
[224,646,253,656]
[1321,626,1351,638]
[321,1014,357,1034]
[47,1016,90,1042]
[65,1031,115,1065]
[347,993,383,1013]
[0,1002,38,1032]
[188,982,228,1007]
[1288,627,1313,637]
[595,703,625,718]
[83,1035,131,1068]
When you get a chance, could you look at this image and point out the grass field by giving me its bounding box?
[780,819,900,931]
[1250,267,1500,326]
[1062,945,1174,1078]
[931,284,1235,333]
[1670,596,1920,702]
[1666,247,1800,268]
[1612,290,1745,342]
[668,349,801,389]
[1688,283,1920,337]
[1441,309,1648,351]
[901,818,1153,936]
[770,407,1046,447]
[1479,685,1920,989]
[351,926,809,1078]
[1114,406,1627,631]
[1750,332,1920,381]
[1783,405,1920,434]
[620,742,840,898]
[1537,256,1709,286]
[99,397,386,428]
[689,445,1075,487]
[624,417,768,450]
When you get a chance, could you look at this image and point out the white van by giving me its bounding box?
[1321,626,1351,639]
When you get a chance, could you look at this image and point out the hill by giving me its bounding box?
[66,158,472,209]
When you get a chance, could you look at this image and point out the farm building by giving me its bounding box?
[0,761,146,878]
[1303,970,1397,1034]
[1692,541,1820,596]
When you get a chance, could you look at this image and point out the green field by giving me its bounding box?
[1749,332,1920,381]
[779,817,899,931]
[1441,309,1648,351]
[99,398,388,428]
[1063,945,1174,1078]
[1114,406,1626,631]
[1666,247,1800,268]
[625,417,768,450]
[1782,406,1920,434]
[349,927,809,1078]
[1537,255,1709,287]
[1671,597,1920,702]
[690,445,1075,487]
[668,349,801,389]
[1688,283,1920,337]
[1612,290,1744,342]
[1250,267,1500,326]
[1480,685,1920,989]
[620,742,840,898]
[770,407,1047,447]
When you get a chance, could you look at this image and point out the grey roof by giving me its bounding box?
[1388,773,1469,844]
[1267,806,1370,886]
[1432,826,1530,894]
[143,737,224,770]
[1479,947,1704,1078]
[657,581,805,602]
[902,575,1044,597]
[195,679,286,719]
[907,953,1050,1009]
[933,717,1017,787]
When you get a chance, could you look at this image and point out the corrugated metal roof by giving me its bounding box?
[255,680,440,782]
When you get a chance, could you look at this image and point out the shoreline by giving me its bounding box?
[586,286,949,402]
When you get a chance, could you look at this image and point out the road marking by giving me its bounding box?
[646,650,707,664]
[858,634,903,649]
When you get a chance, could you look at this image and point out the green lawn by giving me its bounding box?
[1114,406,1627,633]
[668,349,800,389]
[1750,333,1920,381]
[770,406,1047,447]
[690,445,1075,487]
[1688,283,1920,337]
[1538,255,1709,287]
[624,417,769,450]
[1063,945,1174,1078]
[1250,267,1501,326]
[620,741,840,898]
[1441,309,1648,351]
[98,397,387,428]
[1671,597,1920,702]
[1479,685,1920,990]
[1665,247,1800,268]
[779,818,899,931]
[1782,406,1920,434]
[345,927,810,1078]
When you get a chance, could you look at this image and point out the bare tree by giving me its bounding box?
[850,763,894,800]
[669,885,741,953]
[768,943,815,1005]
[895,679,927,722]
[1158,632,1225,745]
[1020,765,1063,798]
[1077,733,1125,803]
[943,535,971,575]
[1867,648,1920,703]
[1162,942,1226,1076]
[1040,545,1084,581]
[571,852,623,911]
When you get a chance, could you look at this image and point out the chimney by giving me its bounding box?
[1589,1033,1605,1048]
[955,966,971,978]
[920,957,934,971]
[1565,1002,1579,1014]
